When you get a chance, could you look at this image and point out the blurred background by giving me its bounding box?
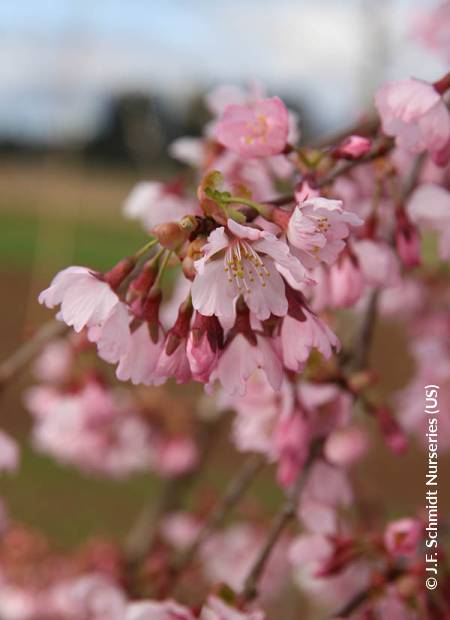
[0,0,448,573]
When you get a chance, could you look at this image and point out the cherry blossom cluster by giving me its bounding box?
[38,67,450,400]
[24,334,198,479]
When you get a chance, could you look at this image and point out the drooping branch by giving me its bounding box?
[0,320,67,394]
[267,137,394,207]
[125,416,227,566]
[330,565,405,618]
[352,289,379,372]
[124,473,196,566]
[240,446,319,603]
[167,454,264,589]
[240,261,384,604]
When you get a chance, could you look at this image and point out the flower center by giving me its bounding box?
[224,240,270,293]
[315,216,330,233]
[244,114,269,145]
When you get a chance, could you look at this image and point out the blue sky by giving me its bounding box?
[0,0,445,142]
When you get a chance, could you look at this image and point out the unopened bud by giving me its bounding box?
[127,265,157,304]
[347,369,377,393]
[182,256,196,280]
[104,257,136,290]
[332,135,372,160]
[271,207,291,231]
[182,238,206,280]
[375,406,408,454]
[152,222,190,250]
[395,210,421,269]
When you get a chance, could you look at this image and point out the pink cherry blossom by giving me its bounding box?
[379,278,425,318]
[200,596,264,620]
[39,266,128,335]
[154,437,198,478]
[156,340,191,384]
[384,518,423,558]
[324,426,369,467]
[214,97,289,158]
[274,413,311,486]
[116,324,165,386]
[328,252,364,308]
[0,430,20,473]
[32,339,73,383]
[289,534,371,609]
[51,574,126,620]
[222,371,294,457]
[123,181,199,231]
[125,600,195,620]
[160,275,192,330]
[192,219,308,328]
[27,382,155,478]
[286,197,363,270]
[159,512,201,551]
[298,381,352,438]
[353,239,401,288]
[169,136,204,168]
[303,460,353,509]
[211,149,282,203]
[332,135,372,159]
[413,1,450,63]
[0,584,39,620]
[375,78,450,164]
[24,385,62,419]
[297,460,353,536]
[207,333,283,396]
[201,524,286,598]
[407,183,450,260]
[280,309,340,372]
[369,585,421,620]
[88,302,132,364]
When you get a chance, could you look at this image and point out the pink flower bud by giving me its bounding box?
[187,314,223,382]
[384,518,422,557]
[375,406,408,454]
[332,135,372,160]
[152,221,191,250]
[329,251,364,308]
[395,209,421,269]
[103,257,136,290]
[275,414,310,487]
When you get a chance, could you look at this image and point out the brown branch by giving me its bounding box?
[401,152,426,201]
[311,115,380,149]
[167,454,264,588]
[331,587,371,618]
[0,320,67,394]
[316,139,393,188]
[124,473,196,566]
[240,446,319,603]
[124,416,227,566]
[267,137,394,207]
[330,566,404,618]
[352,290,379,372]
